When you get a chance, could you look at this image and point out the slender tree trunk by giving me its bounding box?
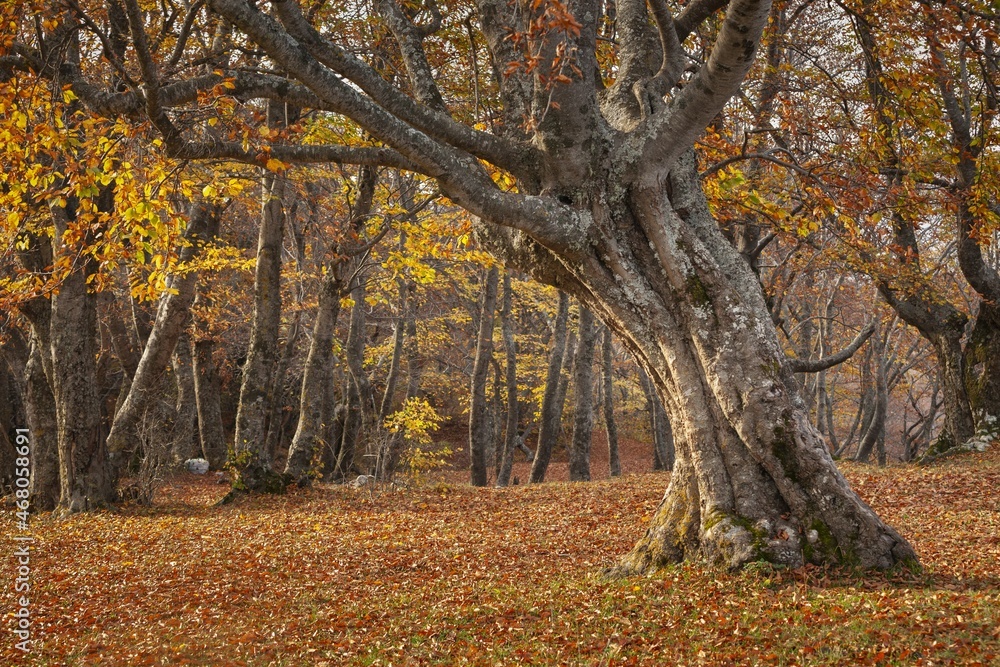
[529,291,570,483]
[284,272,344,483]
[497,272,519,487]
[193,339,227,469]
[855,328,887,463]
[333,282,370,481]
[380,282,421,481]
[170,332,199,461]
[379,273,409,424]
[602,327,622,477]
[24,337,60,511]
[568,307,597,481]
[232,101,297,493]
[470,266,500,487]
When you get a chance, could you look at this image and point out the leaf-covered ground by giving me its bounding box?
[4,446,1000,666]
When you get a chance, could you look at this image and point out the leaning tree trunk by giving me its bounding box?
[469,266,500,487]
[105,201,220,458]
[529,291,570,483]
[602,327,622,477]
[568,307,597,482]
[284,271,344,483]
[531,154,916,571]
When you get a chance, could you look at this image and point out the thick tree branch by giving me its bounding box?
[376,0,446,109]
[267,0,540,181]
[788,321,876,373]
[205,0,584,254]
[618,0,772,185]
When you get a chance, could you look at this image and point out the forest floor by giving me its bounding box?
[3,442,1000,666]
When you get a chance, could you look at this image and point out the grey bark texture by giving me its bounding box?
[496,272,519,487]
[284,271,344,483]
[569,307,597,482]
[24,337,60,511]
[232,101,296,493]
[602,327,622,477]
[529,290,569,483]
[193,339,227,469]
[469,265,500,487]
[50,206,117,513]
[170,332,199,461]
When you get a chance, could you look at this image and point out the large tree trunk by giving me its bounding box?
[469,266,500,487]
[536,154,915,571]
[529,291,570,483]
[50,208,116,513]
[602,327,622,478]
[496,272,519,487]
[142,0,915,570]
[568,307,597,481]
[284,272,344,483]
[232,102,297,493]
[964,301,1000,424]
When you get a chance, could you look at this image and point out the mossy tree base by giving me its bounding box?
[609,410,917,575]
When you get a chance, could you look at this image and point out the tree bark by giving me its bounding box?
[193,339,227,469]
[24,336,60,511]
[106,201,220,458]
[569,307,597,481]
[964,302,1000,423]
[170,331,200,461]
[602,327,622,477]
[333,282,370,481]
[50,208,117,513]
[529,291,570,483]
[496,272,519,487]
[469,265,500,486]
[232,101,297,493]
[284,272,344,483]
